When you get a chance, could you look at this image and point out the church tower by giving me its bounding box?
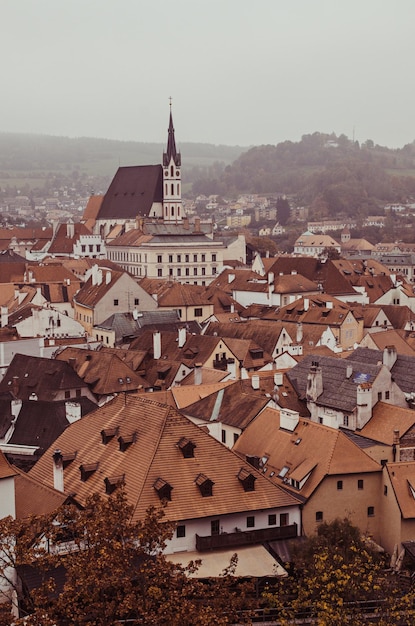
[162,101,183,223]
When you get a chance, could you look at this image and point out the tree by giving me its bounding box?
[0,491,253,625]
[264,518,414,625]
[276,196,291,226]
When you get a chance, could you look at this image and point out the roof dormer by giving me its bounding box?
[80,462,99,482]
[177,437,196,458]
[237,467,256,492]
[153,478,173,501]
[195,473,214,497]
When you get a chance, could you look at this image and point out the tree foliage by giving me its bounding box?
[264,518,414,625]
[0,491,253,625]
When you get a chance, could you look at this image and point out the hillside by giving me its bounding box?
[193,133,415,218]
[0,132,246,195]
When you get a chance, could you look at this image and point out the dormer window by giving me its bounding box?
[118,433,136,452]
[62,452,77,468]
[80,462,98,482]
[195,473,214,497]
[101,427,119,445]
[177,437,196,458]
[237,467,256,492]
[153,478,173,501]
[104,474,125,495]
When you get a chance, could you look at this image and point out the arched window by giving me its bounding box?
[171,183,174,195]
[170,165,174,177]
[177,183,180,194]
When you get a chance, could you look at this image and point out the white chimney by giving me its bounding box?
[296,322,303,343]
[251,374,260,390]
[106,271,111,285]
[303,298,309,312]
[194,363,202,386]
[153,331,161,360]
[0,306,8,328]
[11,399,22,419]
[383,345,397,371]
[65,401,82,424]
[228,273,235,284]
[227,358,237,379]
[326,301,333,310]
[268,271,274,285]
[91,264,99,286]
[346,364,353,379]
[53,450,64,492]
[280,408,299,432]
[178,327,186,348]
[274,372,283,387]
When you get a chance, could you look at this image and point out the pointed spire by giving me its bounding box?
[163,98,181,167]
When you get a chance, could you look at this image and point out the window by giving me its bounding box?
[134,298,139,306]
[246,516,255,528]
[76,389,81,398]
[280,513,289,526]
[384,485,388,496]
[343,415,349,427]
[268,514,277,526]
[185,268,189,276]
[337,480,343,490]
[177,254,181,262]
[201,254,206,262]
[385,391,390,400]
[176,524,186,538]
[377,392,382,402]
[157,255,162,263]
[113,299,119,306]
[201,267,206,276]
[193,254,197,262]
[367,506,375,517]
[64,390,71,399]
[194,308,203,317]
[177,268,181,277]
[316,511,323,522]
[193,267,197,276]
[158,268,163,277]
[212,253,216,262]
[211,520,220,536]
[234,433,239,444]
[185,254,189,263]
[358,479,364,490]
[318,417,323,424]
[221,429,226,444]
[81,245,86,253]
[169,254,173,263]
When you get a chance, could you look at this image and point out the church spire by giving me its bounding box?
[163,98,181,167]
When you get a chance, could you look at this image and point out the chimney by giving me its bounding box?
[227,358,237,380]
[296,322,303,344]
[97,269,103,285]
[268,271,274,285]
[251,374,260,390]
[230,303,235,314]
[66,221,74,238]
[194,217,201,233]
[91,264,99,286]
[306,361,323,402]
[274,372,283,387]
[11,399,22,419]
[346,364,353,379]
[279,408,299,432]
[356,383,373,429]
[393,429,400,462]
[194,363,202,386]
[304,298,309,311]
[0,306,8,328]
[153,331,161,360]
[178,327,186,348]
[326,301,333,310]
[106,271,111,285]
[65,401,82,424]
[383,346,397,371]
[53,450,64,492]
[11,376,19,398]
[228,273,235,284]
[183,216,189,230]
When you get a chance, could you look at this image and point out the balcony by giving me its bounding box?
[196,523,297,552]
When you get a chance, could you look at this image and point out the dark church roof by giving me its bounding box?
[97,164,163,220]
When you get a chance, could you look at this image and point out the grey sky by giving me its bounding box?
[1,0,414,148]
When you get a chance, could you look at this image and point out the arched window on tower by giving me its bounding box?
[165,183,168,194]
[171,206,174,216]
[170,165,174,177]
[171,183,174,195]
[177,183,180,194]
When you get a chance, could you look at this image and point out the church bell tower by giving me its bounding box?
[162,100,182,223]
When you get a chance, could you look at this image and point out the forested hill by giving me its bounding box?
[0,132,245,178]
[192,133,415,217]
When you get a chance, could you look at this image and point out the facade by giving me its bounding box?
[73,265,158,335]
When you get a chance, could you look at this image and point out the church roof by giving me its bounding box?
[97,165,163,220]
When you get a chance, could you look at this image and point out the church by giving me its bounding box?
[85,106,245,285]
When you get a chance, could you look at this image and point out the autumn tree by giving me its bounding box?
[264,518,414,626]
[0,491,253,625]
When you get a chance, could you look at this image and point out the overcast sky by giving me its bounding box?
[1,1,414,149]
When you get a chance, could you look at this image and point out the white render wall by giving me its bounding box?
[165,505,301,554]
